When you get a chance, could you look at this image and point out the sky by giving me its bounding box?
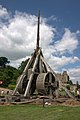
[0,0,80,83]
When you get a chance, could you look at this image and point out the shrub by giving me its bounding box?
[8,84,16,90]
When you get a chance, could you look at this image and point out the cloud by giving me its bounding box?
[0,5,11,28]
[48,15,57,21]
[54,28,79,54]
[45,55,80,70]
[0,10,55,61]
[9,56,30,68]
[68,68,80,84]
[0,5,8,17]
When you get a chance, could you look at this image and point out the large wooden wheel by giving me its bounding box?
[36,72,55,95]
[17,76,28,94]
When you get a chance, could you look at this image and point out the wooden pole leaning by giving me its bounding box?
[24,49,40,97]
[13,53,35,95]
[40,56,55,74]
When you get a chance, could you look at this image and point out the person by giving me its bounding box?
[1,90,4,96]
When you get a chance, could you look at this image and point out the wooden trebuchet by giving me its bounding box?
[13,11,58,97]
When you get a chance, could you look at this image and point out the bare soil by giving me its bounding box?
[62,99,80,106]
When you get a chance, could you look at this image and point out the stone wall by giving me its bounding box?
[56,71,69,89]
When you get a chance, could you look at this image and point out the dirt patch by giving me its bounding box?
[62,99,80,106]
[0,87,13,94]
[0,102,15,106]
[30,98,80,106]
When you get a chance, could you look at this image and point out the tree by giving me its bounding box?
[0,57,10,68]
[18,58,29,73]
[0,65,20,87]
[67,80,73,85]
[76,81,79,90]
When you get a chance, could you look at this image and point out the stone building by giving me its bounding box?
[56,71,69,83]
[56,71,69,88]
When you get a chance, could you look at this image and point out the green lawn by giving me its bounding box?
[0,104,80,120]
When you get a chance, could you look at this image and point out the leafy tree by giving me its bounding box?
[0,57,35,88]
[0,57,10,68]
[67,80,73,85]
[76,81,79,90]
[0,65,19,87]
[18,58,29,74]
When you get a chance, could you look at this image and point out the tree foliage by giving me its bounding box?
[0,65,19,87]
[0,57,10,68]
[76,81,79,89]
[67,80,73,85]
[18,58,29,74]
[0,57,31,88]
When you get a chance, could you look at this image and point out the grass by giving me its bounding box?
[0,104,80,120]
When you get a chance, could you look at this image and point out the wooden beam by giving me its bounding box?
[13,53,36,95]
[24,50,40,97]
[36,11,40,49]
[40,56,55,74]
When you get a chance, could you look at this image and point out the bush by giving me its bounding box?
[66,85,70,90]
[67,80,73,85]
[8,84,16,90]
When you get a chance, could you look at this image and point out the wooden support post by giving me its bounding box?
[39,58,43,73]
[24,50,40,97]
[13,53,35,95]
[43,97,45,108]
[55,89,59,98]
[40,56,55,74]
[49,73,53,100]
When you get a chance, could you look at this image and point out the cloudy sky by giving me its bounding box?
[0,0,80,83]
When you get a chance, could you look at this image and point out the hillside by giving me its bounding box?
[0,65,20,88]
